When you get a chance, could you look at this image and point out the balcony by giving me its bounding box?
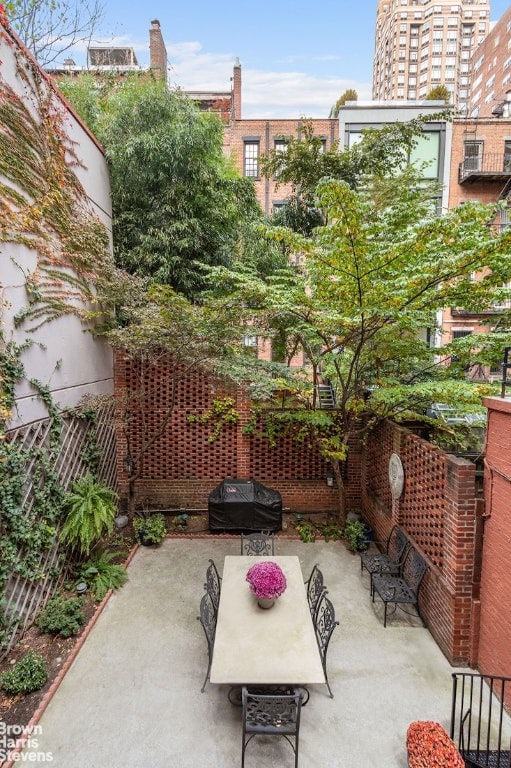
[459,152,511,183]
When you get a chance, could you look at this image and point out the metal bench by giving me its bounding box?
[371,545,428,628]
[360,525,410,595]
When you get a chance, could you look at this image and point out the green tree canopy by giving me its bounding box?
[329,88,358,118]
[204,176,511,521]
[426,85,450,103]
[60,77,276,297]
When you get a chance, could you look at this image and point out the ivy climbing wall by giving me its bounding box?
[0,15,114,427]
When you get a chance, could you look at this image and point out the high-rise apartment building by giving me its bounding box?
[373,0,490,112]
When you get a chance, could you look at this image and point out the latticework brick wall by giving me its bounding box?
[114,350,358,514]
[362,420,479,665]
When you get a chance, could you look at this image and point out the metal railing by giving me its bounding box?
[451,673,511,767]
[459,153,511,183]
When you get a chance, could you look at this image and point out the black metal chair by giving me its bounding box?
[360,525,409,595]
[304,563,326,621]
[197,592,216,692]
[240,531,275,556]
[371,545,428,628]
[241,686,303,768]
[314,593,339,699]
[204,558,221,614]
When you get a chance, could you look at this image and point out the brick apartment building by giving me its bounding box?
[442,114,511,364]
[468,5,511,118]
[223,61,339,215]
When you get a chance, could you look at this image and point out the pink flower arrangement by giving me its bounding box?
[246,561,287,600]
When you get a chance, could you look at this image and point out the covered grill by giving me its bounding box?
[208,478,282,533]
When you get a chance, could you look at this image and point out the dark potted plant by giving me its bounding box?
[133,513,166,546]
[344,519,370,552]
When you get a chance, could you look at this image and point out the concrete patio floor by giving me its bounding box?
[18,537,470,767]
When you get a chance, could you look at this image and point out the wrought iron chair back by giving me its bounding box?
[401,546,428,594]
[305,563,326,621]
[240,531,275,556]
[204,558,221,614]
[360,525,410,593]
[242,686,303,768]
[314,593,339,698]
[197,591,216,692]
[371,545,428,627]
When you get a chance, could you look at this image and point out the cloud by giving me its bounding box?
[61,36,372,119]
[167,42,371,118]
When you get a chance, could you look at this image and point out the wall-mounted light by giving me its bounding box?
[123,454,135,475]
[326,471,334,488]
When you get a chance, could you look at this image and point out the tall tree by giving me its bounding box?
[63,77,265,297]
[205,175,511,523]
[4,0,105,66]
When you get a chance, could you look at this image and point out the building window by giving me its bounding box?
[244,140,260,178]
[504,140,511,171]
[463,140,483,171]
[274,139,288,153]
[242,335,258,348]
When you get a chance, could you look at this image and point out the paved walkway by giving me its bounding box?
[15,538,468,767]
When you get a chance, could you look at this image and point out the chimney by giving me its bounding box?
[149,19,168,80]
[232,57,241,120]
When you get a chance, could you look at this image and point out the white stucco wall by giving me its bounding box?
[1,21,114,428]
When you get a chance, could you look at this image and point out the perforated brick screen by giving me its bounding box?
[249,426,330,481]
[399,434,446,569]
[122,355,238,480]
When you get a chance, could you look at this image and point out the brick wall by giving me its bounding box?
[114,350,354,514]
[362,421,479,665]
[477,397,511,684]
[449,118,511,209]
[224,118,339,214]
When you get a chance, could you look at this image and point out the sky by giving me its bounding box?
[66,0,511,118]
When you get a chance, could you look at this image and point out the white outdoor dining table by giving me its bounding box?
[210,555,326,685]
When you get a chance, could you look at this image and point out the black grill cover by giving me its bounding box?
[208,478,282,532]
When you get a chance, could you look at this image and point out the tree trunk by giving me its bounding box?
[331,458,347,528]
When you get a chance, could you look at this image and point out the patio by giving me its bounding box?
[17,538,467,767]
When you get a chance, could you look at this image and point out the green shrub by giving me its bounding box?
[295,521,316,543]
[36,595,85,637]
[0,651,48,694]
[344,520,368,552]
[133,513,166,545]
[60,473,118,555]
[78,550,128,600]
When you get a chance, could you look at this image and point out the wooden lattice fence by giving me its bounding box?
[1,405,117,658]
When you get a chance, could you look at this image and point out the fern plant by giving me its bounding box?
[60,473,118,556]
[78,550,128,600]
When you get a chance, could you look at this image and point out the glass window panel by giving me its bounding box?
[410,132,440,178]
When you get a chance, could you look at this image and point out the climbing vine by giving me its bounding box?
[0,21,112,330]
[187,397,240,442]
[0,18,114,650]
[0,335,104,649]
